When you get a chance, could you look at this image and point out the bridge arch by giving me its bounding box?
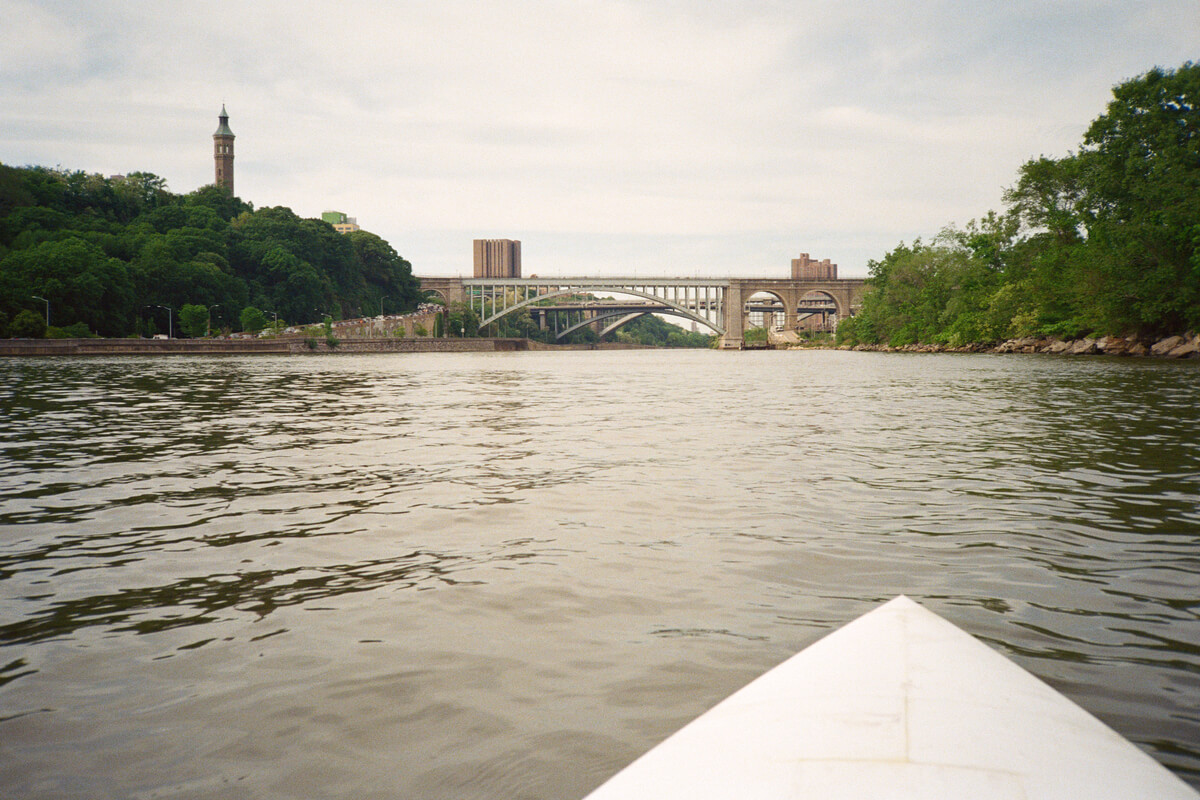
[744,289,788,330]
[477,286,725,335]
[732,281,858,332]
[416,275,865,349]
[796,289,839,332]
[553,307,723,341]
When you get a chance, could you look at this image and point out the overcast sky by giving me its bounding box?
[3,1,1197,278]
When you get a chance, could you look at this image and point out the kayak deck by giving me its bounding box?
[585,595,1198,799]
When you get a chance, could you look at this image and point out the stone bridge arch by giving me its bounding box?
[796,288,840,332]
[744,288,789,330]
[417,277,465,305]
[723,278,865,348]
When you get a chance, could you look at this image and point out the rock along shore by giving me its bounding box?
[837,332,1200,359]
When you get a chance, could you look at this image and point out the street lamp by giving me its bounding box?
[31,295,49,327]
[207,304,222,338]
[156,305,173,338]
[380,296,388,317]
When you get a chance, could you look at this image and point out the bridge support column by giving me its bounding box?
[720,284,744,349]
[782,288,799,332]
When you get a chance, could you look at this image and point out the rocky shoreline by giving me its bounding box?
[838,333,1200,358]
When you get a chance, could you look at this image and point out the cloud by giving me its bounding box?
[2,1,1198,276]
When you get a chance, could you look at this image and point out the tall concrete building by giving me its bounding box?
[791,252,837,280]
[213,105,235,194]
[473,239,521,278]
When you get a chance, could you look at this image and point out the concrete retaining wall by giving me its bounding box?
[0,338,291,356]
[288,338,532,354]
[0,337,541,357]
[0,337,658,357]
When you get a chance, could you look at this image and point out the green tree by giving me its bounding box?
[9,308,46,338]
[1077,63,1200,333]
[178,304,209,338]
[240,306,268,333]
[445,302,479,337]
[607,313,714,347]
[1004,62,1200,336]
[53,321,94,338]
[183,184,253,222]
[742,327,768,344]
[346,230,421,313]
[0,237,135,337]
[844,62,1200,345]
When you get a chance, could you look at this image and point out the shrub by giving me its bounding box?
[9,309,46,338]
[240,306,268,334]
[52,322,95,338]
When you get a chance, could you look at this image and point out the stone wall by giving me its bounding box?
[288,338,531,354]
[0,338,289,357]
[0,336,532,357]
[313,306,443,339]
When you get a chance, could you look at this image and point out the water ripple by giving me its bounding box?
[1,351,1198,797]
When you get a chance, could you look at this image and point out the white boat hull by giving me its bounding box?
[585,596,1198,799]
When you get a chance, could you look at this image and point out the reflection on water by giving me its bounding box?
[1,351,1199,798]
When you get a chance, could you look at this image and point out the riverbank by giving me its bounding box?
[789,332,1200,359]
[0,337,654,357]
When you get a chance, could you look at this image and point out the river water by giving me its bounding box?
[1,349,1198,798]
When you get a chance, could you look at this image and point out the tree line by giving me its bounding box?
[0,166,423,338]
[838,63,1199,347]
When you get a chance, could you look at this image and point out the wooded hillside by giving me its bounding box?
[839,63,1199,347]
[0,168,422,337]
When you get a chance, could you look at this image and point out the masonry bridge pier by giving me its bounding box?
[417,276,866,349]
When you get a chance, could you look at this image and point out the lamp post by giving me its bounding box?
[156,305,173,339]
[31,295,49,327]
[380,296,388,317]
[207,304,222,338]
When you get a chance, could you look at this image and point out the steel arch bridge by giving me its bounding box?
[465,278,726,334]
[549,305,707,341]
[417,276,866,348]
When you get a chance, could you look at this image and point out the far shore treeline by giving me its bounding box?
[838,62,1200,348]
[3,62,1195,348]
[0,171,423,338]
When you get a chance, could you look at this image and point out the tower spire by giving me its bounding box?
[213,106,235,194]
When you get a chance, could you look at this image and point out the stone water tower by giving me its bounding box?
[213,105,235,194]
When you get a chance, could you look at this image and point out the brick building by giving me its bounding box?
[473,239,522,278]
[791,253,837,280]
